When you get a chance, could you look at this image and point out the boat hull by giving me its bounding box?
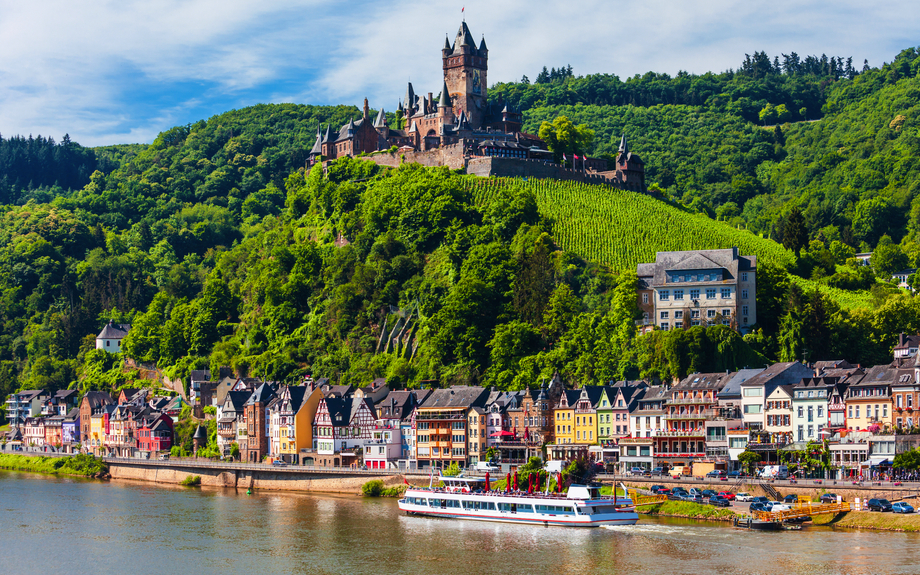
[398,489,639,528]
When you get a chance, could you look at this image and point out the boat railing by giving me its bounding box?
[405,487,631,502]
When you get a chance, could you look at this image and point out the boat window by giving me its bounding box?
[462,500,475,510]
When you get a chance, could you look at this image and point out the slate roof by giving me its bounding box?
[418,386,488,410]
[740,362,815,398]
[438,81,452,108]
[97,322,130,339]
[190,370,212,382]
[245,383,276,406]
[638,248,756,288]
[82,391,114,411]
[674,372,733,392]
[814,360,854,373]
[719,368,766,399]
[310,126,323,154]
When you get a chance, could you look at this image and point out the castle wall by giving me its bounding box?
[365,143,467,171]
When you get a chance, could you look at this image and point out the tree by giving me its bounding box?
[758,104,776,125]
[738,450,760,475]
[894,448,920,470]
[538,116,594,163]
[783,207,808,256]
[870,235,908,279]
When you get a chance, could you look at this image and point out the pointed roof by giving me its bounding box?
[193,425,208,441]
[408,120,418,133]
[97,321,130,340]
[309,126,323,154]
[397,99,404,113]
[245,383,275,406]
[374,108,386,128]
[322,123,333,143]
[438,81,452,108]
[479,36,488,52]
[404,83,415,111]
[618,134,629,155]
[453,21,476,53]
[444,35,451,50]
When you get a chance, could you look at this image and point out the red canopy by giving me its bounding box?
[490,430,516,438]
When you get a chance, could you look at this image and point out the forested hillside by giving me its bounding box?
[2,47,920,413]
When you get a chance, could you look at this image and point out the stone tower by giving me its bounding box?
[442,21,488,129]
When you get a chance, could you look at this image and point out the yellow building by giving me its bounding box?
[271,385,323,462]
[553,390,577,445]
[89,410,108,456]
[846,367,893,431]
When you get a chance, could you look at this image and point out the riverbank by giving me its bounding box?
[0,453,108,478]
[637,500,739,522]
[813,511,920,532]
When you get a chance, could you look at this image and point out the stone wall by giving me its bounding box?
[364,143,467,170]
[107,461,405,494]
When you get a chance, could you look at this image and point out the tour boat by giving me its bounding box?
[398,473,639,527]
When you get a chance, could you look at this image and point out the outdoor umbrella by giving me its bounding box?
[513,471,519,491]
[485,471,490,491]
[506,473,511,492]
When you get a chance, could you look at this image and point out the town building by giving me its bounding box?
[637,247,757,334]
[5,389,50,429]
[79,391,113,451]
[216,390,251,458]
[414,386,488,470]
[847,364,894,432]
[893,333,920,359]
[244,384,276,463]
[654,372,731,470]
[739,362,813,430]
[763,385,794,441]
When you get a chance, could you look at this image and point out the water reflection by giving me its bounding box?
[2,471,920,575]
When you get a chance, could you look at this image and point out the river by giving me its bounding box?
[2,472,919,575]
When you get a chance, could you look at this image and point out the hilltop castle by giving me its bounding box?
[308,21,647,193]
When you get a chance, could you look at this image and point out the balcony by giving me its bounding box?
[655,452,706,458]
[657,430,706,437]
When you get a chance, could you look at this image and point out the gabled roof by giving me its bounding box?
[719,368,766,399]
[373,108,387,128]
[674,372,733,392]
[740,362,814,397]
[855,364,898,387]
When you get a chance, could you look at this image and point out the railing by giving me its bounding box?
[657,430,706,437]
[654,452,705,458]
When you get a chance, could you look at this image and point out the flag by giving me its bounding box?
[562,154,567,161]
[574,154,579,160]
[462,6,465,12]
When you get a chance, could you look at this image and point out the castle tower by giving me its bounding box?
[442,22,488,129]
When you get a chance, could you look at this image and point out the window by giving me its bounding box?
[856,406,860,418]
[807,425,814,438]
[807,406,813,422]
[742,305,749,316]
[883,405,888,418]
[660,311,669,319]
[808,390,814,398]
[797,406,804,417]
[743,387,763,397]
[659,290,670,301]
[910,395,914,408]
[798,425,804,441]
[705,288,716,299]
[674,310,683,319]
[642,293,649,304]
[721,288,731,298]
[690,289,700,300]
[743,405,762,414]
[742,289,749,299]
[691,310,700,319]
[741,272,748,282]
[817,406,823,418]
[660,322,669,330]
[898,395,903,408]
[707,309,716,318]
[848,406,853,418]
[674,290,684,300]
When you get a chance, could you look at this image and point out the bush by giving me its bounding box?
[180,475,202,486]
[362,479,384,497]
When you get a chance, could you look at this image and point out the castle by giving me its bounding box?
[308,21,647,193]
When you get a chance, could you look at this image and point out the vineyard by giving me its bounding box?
[466,176,873,310]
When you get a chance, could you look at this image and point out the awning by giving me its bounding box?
[863,456,891,467]
[490,430,516,438]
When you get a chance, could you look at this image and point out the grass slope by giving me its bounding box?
[0,453,107,477]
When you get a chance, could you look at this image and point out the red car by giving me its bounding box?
[718,491,735,501]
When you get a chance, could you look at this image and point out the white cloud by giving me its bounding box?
[0,0,916,146]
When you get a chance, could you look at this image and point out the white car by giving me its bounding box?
[767,502,791,512]
[735,492,754,502]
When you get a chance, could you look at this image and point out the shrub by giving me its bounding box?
[180,475,202,486]
[362,479,384,497]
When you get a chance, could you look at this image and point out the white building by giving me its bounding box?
[95,322,131,353]
[637,247,757,334]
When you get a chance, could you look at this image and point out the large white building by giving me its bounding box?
[637,248,757,334]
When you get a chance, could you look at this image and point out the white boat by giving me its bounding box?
[398,474,638,527]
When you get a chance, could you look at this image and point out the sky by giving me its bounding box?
[0,0,916,147]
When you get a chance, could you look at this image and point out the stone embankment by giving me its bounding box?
[105,458,408,495]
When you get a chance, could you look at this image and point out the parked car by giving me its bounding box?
[657,488,671,496]
[749,502,768,512]
[783,494,798,504]
[727,470,746,478]
[272,460,287,466]
[892,502,914,514]
[651,467,666,476]
[867,498,893,512]
[709,495,731,507]
[735,492,754,502]
[819,493,840,504]
[718,491,736,501]
[705,470,725,478]
[766,502,791,512]
[630,467,647,476]
[701,489,717,498]
[650,485,665,494]
[689,488,702,497]
[751,496,770,504]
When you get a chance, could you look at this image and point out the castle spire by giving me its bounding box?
[374,107,386,128]
[444,35,451,50]
[309,125,322,154]
[618,133,629,155]
[438,80,452,108]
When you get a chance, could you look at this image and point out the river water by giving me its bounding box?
[2,472,919,575]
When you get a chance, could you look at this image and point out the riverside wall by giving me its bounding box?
[106,460,406,495]
[614,476,920,502]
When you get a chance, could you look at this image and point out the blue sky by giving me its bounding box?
[0,0,916,147]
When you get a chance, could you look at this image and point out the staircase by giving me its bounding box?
[760,482,780,500]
